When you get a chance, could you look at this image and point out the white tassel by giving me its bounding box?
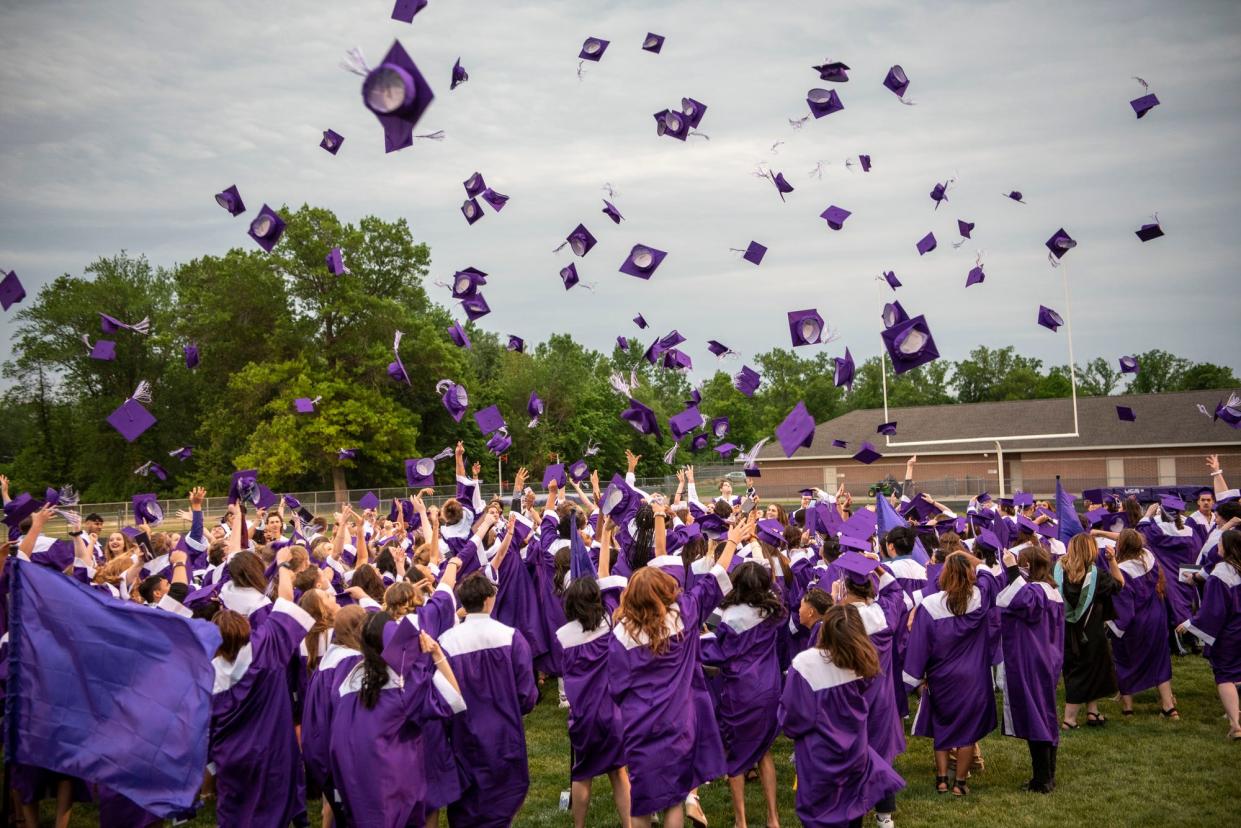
[311,395,323,405]
[81,334,94,353]
[135,461,153,476]
[435,379,454,395]
[1197,404,1211,418]
[527,417,541,429]
[688,130,710,140]
[433,446,455,462]
[1227,392,1241,409]
[57,485,79,507]
[131,381,152,404]
[584,438,600,457]
[129,317,151,335]
[770,141,784,154]
[414,130,445,141]
[739,437,770,469]
[662,442,679,464]
[1133,76,1150,91]
[57,510,81,528]
[788,116,809,129]
[552,241,569,253]
[609,371,634,397]
[341,47,371,78]
[393,330,404,351]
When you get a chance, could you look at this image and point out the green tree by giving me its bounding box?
[1127,349,1192,394]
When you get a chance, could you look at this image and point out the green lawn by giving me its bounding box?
[32,655,1240,827]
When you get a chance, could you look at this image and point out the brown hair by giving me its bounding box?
[333,605,367,651]
[351,565,386,602]
[93,556,132,587]
[1062,534,1098,584]
[228,550,269,592]
[614,566,682,655]
[213,609,251,661]
[293,566,321,593]
[801,587,833,616]
[937,531,967,561]
[441,499,464,525]
[287,546,309,572]
[308,537,331,563]
[298,589,335,673]
[207,539,228,566]
[1115,529,1164,599]
[150,532,174,558]
[1017,544,1056,587]
[816,604,880,679]
[940,552,977,616]
[383,581,421,619]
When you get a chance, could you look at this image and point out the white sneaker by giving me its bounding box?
[876,815,895,828]
[558,694,570,709]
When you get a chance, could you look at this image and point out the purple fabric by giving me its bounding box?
[556,598,627,780]
[1185,562,1241,683]
[1138,521,1198,626]
[1108,554,1173,695]
[701,604,783,776]
[998,577,1065,744]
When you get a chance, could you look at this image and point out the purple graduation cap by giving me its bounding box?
[602,199,623,224]
[616,336,629,351]
[183,342,199,369]
[559,263,580,290]
[99,312,150,335]
[663,349,692,371]
[359,39,435,153]
[337,448,356,460]
[214,185,245,216]
[690,433,710,452]
[1130,93,1159,119]
[568,459,590,482]
[527,391,544,426]
[542,463,566,490]
[853,441,882,464]
[567,224,597,256]
[1116,405,1136,422]
[820,206,851,230]
[832,439,848,449]
[437,379,469,421]
[507,335,525,353]
[734,365,761,397]
[642,33,665,53]
[633,313,648,329]
[859,154,872,172]
[1211,394,1241,428]
[133,493,164,526]
[580,37,609,61]
[655,109,690,141]
[326,246,347,275]
[965,263,985,288]
[388,330,411,385]
[135,461,167,482]
[813,61,850,82]
[474,404,506,435]
[293,396,319,414]
[710,416,730,438]
[248,205,286,251]
[834,347,855,390]
[714,443,738,459]
[88,340,117,361]
[620,398,661,438]
[0,270,25,312]
[776,401,815,458]
[450,58,468,90]
[882,270,901,290]
[772,172,794,201]
[461,198,484,224]
[228,469,260,506]
[1046,228,1077,260]
[600,474,641,519]
[881,300,909,329]
[451,267,487,298]
[882,315,941,374]
[1004,190,1026,204]
[169,445,193,461]
[464,173,486,197]
[958,219,975,238]
[390,0,427,22]
[755,519,786,548]
[106,381,156,443]
[1119,355,1139,374]
[405,455,438,488]
[1037,305,1064,332]
[916,231,937,255]
[742,241,767,265]
[461,294,490,321]
[619,245,667,279]
[320,129,344,154]
[1135,221,1163,242]
[681,97,708,128]
[447,319,471,349]
[788,309,825,347]
[481,188,509,211]
[358,491,380,511]
[669,406,704,441]
[486,429,512,455]
[807,88,844,118]
[929,181,949,209]
[883,65,910,98]
[877,421,897,436]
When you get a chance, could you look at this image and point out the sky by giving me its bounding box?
[2,0,1240,384]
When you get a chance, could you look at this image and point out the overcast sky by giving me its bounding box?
[3,0,1240,385]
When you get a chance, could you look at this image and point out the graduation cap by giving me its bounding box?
[183,343,200,370]
[357,39,435,153]
[461,199,484,224]
[1037,305,1064,332]
[881,301,909,329]
[447,320,471,349]
[707,340,734,358]
[680,97,708,129]
[853,154,871,173]
[134,461,167,482]
[390,0,427,22]
[600,473,641,518]
[771,171,795,201]
[1130,93,1159,119]
[807,88,844,118]
[569,459,590,482]
[107,381,157,443]
[320,129,344,155]
[602,199,623,224]
[87,339,117,361]
[741,241,767,265]
[481,188,509,211]
[449,267,487,299]
[690,433,710,452]
[1211,394,1241,428]
[833,348,855,391]
[813,61,850,82]
[293,397,320,414]
[99,312,150,335]
[450,58,468,89]
[669,406,704,440]
[1135,221,1163,242]
[832,439,847,449]
[882,271,900,290]
[642,32,665,53]
[387,498,416,527]
[437,379,469,421]
[714,442,738,459]
[1118,355,1139,374]
[620,398,661,438]
[1014,491,1035,508]
[579,37,609,61]
[853,441,882,464]
[973,529,1002,554]
[633,313,648,329]
[755,519,787,548]
[882,314,940,374]
[616,336,629,351]
[1045,228,1077,260]
[877,422,897,436]
[542,463,567,490]
[566,224,597,257]
[710,416,730,438]
[214,185,245,216]
[1004,190,1026,204]
[734,365,761,397]
[930,181,949,209]
[1116,405,1137,422]
[506,335,525,353]
[776,401,815,458]
[1159,493,1186,513]
[966,263,985,288]
[406,450,449,488]
[559,263,580,290]
[474,405,506,435]
[958,219,974,238]
[228,469,260,505]
[527,391,544,427]
[883,64,910,98]
[463,172,486,197]
[916,231,937,255]
[388,330,412,385]
[131,493,163,526]
[461,294,490,321]
[619,245,667,279]
[358,491,380,511]
[837,552,881,584]
[788,309,826,347]
[325,246,348,275]
[654,108,690,141]
[169,446,193,461]
[248,205,286,251]
[820,206,851,231]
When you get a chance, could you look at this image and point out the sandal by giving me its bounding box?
[952,780,971,797]
[1227,728,1241,742]
[1121,709,1134,716]
[1086,712,1106,727]
[1161,707,1180,720]
[935,775,950,794]
[1061,720,1079,730]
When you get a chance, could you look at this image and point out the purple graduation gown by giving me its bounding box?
[209,598,313,828]
[1138,519,1197,626]
[554,574,628,781]
[1107,551,1172,695]
[438,613,539,827]
[1185,560,1241,683]
[904,570,999,750]
[301,643,361,796]
[489,536,551,665]
[328,634,466,827]
[997,575,1065,744]
[854,570,909,763]
[608,565,731,816]
[779,649,905,828]
[882,556,924,719]
[701,602,783,776]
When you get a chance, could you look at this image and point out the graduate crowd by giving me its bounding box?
[1,449,1239,828]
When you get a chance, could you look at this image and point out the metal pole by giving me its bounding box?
[994,440,1006,498]
[1060,260,1080,437]
[497,456,503,499]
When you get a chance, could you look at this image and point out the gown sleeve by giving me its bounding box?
[511,629,540,714]
[1185,572,1232,646]
[778,664,816,740]
[252,597,314,670]
[997,576,1045,624]
[902,607,932,689]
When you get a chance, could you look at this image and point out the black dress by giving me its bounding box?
[1062,567,1120,704]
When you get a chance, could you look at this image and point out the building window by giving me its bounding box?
[1157,457,1176,486]
[1106,458,1124,486]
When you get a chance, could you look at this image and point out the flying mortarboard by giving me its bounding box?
[620,398,661,437]
[248,205,286,252]
[877,422,897,436]
[507,335,525,353]
[710,416,730,438]
[807,88,844,118]
[184,343,199,369]
[882,314,940,374]
[602,199,623,223]
[1116,405,1136,422]
[450,58,468,90]
[776,401,815,457]
[579,37,609,61]
[1037,305,1064,332]
[0,270,24,312]
[707,340,734,358]
[813,61,850,82]
[390,0,427,22]
[481,188,509,211]
[567,224,597,257]
[437,379,469,421]
[320,129,344,155]
[358,491,380,511]
[461,198,483,224]
[214,185,245,216]
[958,219,974,238]
[447,320,471,349]
[542,463,567,490]
[106,381,156,443]
[1135,221,1163,242]
[1045,228,1077,260]
[883,270,901,290]
[388,330,411,385]
[88,339,117,361]
[734,365,761,397]
[788,309,826,346]
[834,348,855,390]
[820,205,851,230]
[132,493,164,526]
[358,39,435,153]
[669,406,704,440]
[966,264,985,287]
[772,172,794,201]
[1130,93,1159,119]
[633,313,648,329]
[916,231,937,255]
[293,397,320,414]
[326,246,347,275]
[852,441,882,465]
[461,294,490,322]
[883,65,910,98]
[619,245,667,279]
[642,33,665,53]
[474,405,506,435]
[742,241,767,265]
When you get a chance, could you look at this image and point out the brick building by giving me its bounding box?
[752,390,1241,502]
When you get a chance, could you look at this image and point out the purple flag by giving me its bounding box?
[875,493,905,536]
[6,560,221,816]
[1055,478,1083,546]
[568,513,595,581]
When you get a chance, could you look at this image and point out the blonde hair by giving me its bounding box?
[1063,534,1098,584]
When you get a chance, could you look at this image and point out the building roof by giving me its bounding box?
[757,390,1241,461]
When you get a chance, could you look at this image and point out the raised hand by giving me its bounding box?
[625,449,640,473]
[1207,454,1220,474]
[189,486,207,510]
[685,465,695,483]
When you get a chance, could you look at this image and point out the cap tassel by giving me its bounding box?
[688,130,710,140]
[584,438,600,457]
[414,130,445,141]
[81,334,94,353]
[435,379,454,395]
[788,115,810,129]
[602,183,618,199]
[340,47,371,78]
[770,141,784,154]
[131,381,152,405]
[576,60,586,80]
[129,317,151,335]
[552,241,569,253]
[1133,76,1150,92]
[808,161,827,179]
[432,446,455,462]
[662,442,680,464]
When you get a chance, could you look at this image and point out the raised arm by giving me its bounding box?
[569,477,596,512]
[1207,455,1229,497]
[332,504,349,559]
[597,516,614,578]
[625,450,640,486]
[187,487,206,549]
[685,465,700,506]
[673,468,686,506]
[454,441,466,479]
[652,502,668,557]
[19,504,54,559]
[227,503,244,554]
[488,514,519,573]
[353,505,370,569]
[903,454,917,497]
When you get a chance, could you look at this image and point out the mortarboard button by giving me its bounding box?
[320,129,344,155]
[788,309,826,347]
[1130,93,1159,119]
[883,65,910,98]
[807,88,844,118]
[602,199,623,224]
[248,205,287,252]
[580,37,610,61]
[1135,222,1163,242]
[184,343,200,369]
[214,185,245,216]
[451,58,469,90]
[567,224,597,256]
[882,314,940,374]
[620,398,661,437]
[360,39,435,153]
[1037,305,1064,332]
[1116,405,1137,422]
[834,348,855,390]
[776,401,816,458]
[820,206,851,230]
[447,320,472,349]
[642,33,665,53]
[916,231,937,255]
[853,441,882,464]
[619,245,667,279]
[507,335,525,353]
[559,263,580,290]
[734,365,761,397]
[958,219,974,238]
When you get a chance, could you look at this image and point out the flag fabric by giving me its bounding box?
[1056,479,1083,546]
[5,559,221,816]
[568,513,596,581]
[875,494,905,536]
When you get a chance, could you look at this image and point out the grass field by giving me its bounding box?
[26,654,1240,827]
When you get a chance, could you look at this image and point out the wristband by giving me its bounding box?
[1210,470,1223,476]
[69,530,84,537]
